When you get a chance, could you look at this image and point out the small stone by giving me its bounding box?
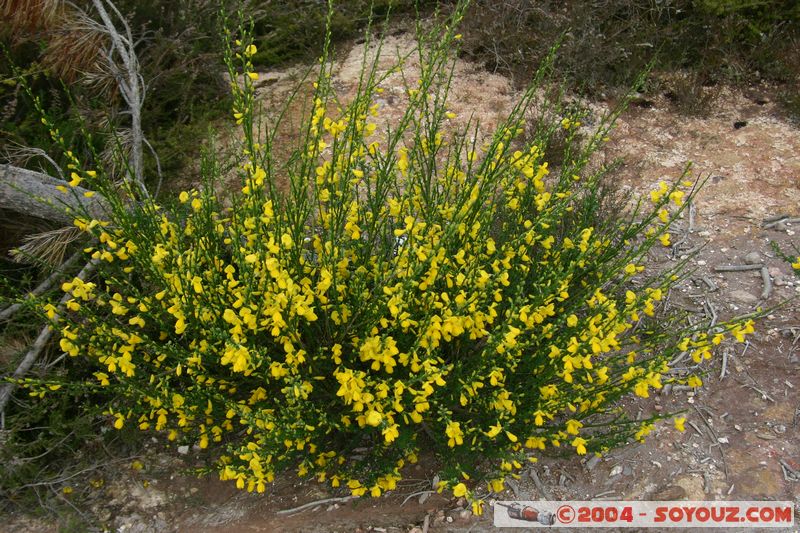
[177,445,189,455]
[623,465,634,476]
[743,252,761,265]
[729,290,759,305]
[585,455,602,471]
[610,464,623,477]
[696,260,707,266]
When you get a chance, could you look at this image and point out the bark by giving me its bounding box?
[0,164,109,225]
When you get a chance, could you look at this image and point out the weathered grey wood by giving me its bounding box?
[0,164,108,225]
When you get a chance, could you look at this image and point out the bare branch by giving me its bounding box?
[0,258,99,417]
[91,0,147,197]
[0,249,84,323]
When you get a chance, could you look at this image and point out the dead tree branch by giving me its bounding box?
[0,249,84,323]
[91,0,147,196]
[0,164,108,225]
[0,258,99,418]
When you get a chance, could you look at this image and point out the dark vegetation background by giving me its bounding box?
[0,0,798,526]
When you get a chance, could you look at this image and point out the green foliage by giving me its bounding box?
[247,0,430,66]
[7,5,755,514]
[458,0,800,97]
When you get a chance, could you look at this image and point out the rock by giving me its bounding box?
[585,455,602,471]
[651,485,686,501]
[675,475,706,500]
[610,464,623,477]
[729,290,759,305]
[177,445,189,455]
[743,251,761,264]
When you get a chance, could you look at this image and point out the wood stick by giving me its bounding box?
[276,496,354,515]
[760,267,772,300]
[713,264,764,272]
[0,249,83,323]
[0,259,98,416]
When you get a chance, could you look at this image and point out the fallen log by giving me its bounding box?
[0,164,108,226]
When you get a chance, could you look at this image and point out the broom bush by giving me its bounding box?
[16,2,754,514]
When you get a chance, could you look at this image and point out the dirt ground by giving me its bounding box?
[7,30,800,533]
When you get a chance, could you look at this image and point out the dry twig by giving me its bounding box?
[276,496,355,515]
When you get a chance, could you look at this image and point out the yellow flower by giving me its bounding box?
[244,44,257,57]
[382,424,399,443]
[452,482,468,497]
[565,419,583,435]
[659,233,671,246]
[68,172,82,187]
[792,256,800,270]
[247,72,259,81]
[446,421,464,447]
[634,380,649,398]
[687,375,703,388]
[472,500,484,516]
[571,436,587,455]
[365,410,382,427]
[489,478,505,493]
[673,417,686,432]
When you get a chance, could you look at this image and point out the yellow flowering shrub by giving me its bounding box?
[33,4,754,509]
